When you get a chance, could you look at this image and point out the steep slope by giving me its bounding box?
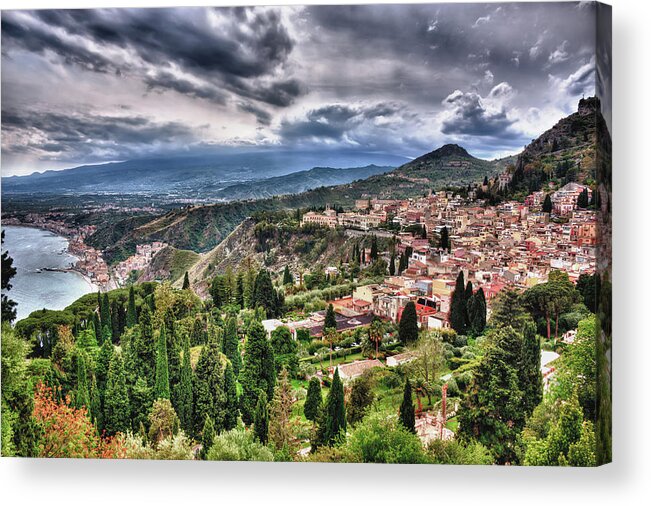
[508,97,600,195]
[89,143,499,262]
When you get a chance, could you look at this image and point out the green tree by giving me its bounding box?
[100,293,112,343]
[222,316,241,376]
[89,374,101,428]
[104,353,131,435]
[468,287,487,335]
[440,226,450,251]
[520,321,543,416]
[1,231,18,323]
[154,325,170,400]
[239,321,276,425]
[370,235,378,261]
[522,394,596,466]
[347,372,375,426]
[1,324,39,456]
[130,376,153,434]
[129,305,155,384]
[200,415,216,460]
[74,352,90,410]
[324,303,337,330]
[253,390,269,444]
[126,285,138,328]
[270,326,298,377]
[490,288,528,329]
[175,334,193,432]
[268,368,295,451]
[542,194,553,213]
[182,271,190,290]
[398,301,419,344]
[192,333,228,435]
[148,398,180,445]
[449,271,467,334]
[252,269,278,317]
[223,362,239,431]
[304,377,322,422]
[458,326,525,464]
[399,379,416,434]
[319,368,346,447]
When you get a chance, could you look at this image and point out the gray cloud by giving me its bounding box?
[1,109,199,163]
[1,3,602,174]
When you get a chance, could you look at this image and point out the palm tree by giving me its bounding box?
[323,327,340,369]
[368,320,383,359]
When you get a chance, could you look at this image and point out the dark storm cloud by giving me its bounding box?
[1,7,302,107]
[279,102,405,142]
[237,102,272,126]
[440,88,516,138]
[2,109,199,163]
[144,72,227,105]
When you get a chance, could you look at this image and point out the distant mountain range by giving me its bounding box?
[88,142,500,262]
[1,149,408,198]
[212,165,394,201]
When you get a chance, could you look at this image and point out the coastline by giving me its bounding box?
[2,223,99,293]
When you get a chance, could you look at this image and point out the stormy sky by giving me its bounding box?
[1,2,602,176]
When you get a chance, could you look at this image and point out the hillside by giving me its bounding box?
[212,164,394,201]
[507,97,600,196]
[89,143,499,262]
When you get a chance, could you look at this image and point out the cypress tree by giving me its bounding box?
[239,321,276,425]
[89,374,101,428]
[175,334,193,433]
[370,235,378,261]
[74,352,90,410]
[542,194,553,213]
[520,321,543,416]
[252,269,277,317]
[200,415,216,460]
[223,362,239,431]
[100,293,112,341]
[235,271,245,307]
[398,301,419,344]
[577,188,589,208]
[440,226,450,251]
[389,254,396,276]
[222,316,241,376]
[182,271,190,290]
[304,377,322,422]
[469,287,487,335]
[93,312,102,344]
[104,353,131,435]
[110,299,121,343]
[130,376,153,433]
[324,303,337,331]
[154,325,170,400]
[164,309,180,393]
[95,338,114,392]
[464,281,474,327]
[132,305,155,384]
[190,317,206,346]
[321,368,346,446]
[399,379,416,434]
[450,271,467,334]
[253,390,269,445]
[192,332,227,436]
[126,285,137,328]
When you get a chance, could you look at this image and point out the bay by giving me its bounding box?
[1,225,96,322]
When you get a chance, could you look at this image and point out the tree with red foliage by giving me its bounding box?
[33,383,126,459]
